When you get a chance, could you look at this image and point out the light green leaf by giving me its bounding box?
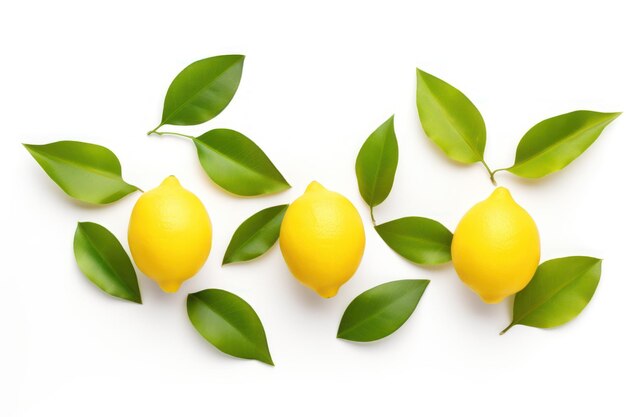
[194,129,290,196]
[73,222,141,303]
[24,141,139,204]
[223,204,288,265]
[507,111,620,178]
[158,55,244,127]
[416,68,486,164]
[501,256,601,335]
[338,280,429,342]
[375,217,452,265]
[187,289,273,365]
[355,115,399,208]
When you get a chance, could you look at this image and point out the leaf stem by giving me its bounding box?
[499,322,515,335]
[148,131,196,140]
[147,123,165,136]
[480,159,498,186]
[369,205,376,226]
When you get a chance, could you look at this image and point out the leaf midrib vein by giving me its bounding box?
[163,58,242,125]
[511,116,614,170]
[79,226,136,296]
[421,78,482,160]
[340,286,422,337]
[226,208,285,260]
[195,139,285,185]
[512,261,599,326]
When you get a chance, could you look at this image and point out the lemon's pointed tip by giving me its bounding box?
[305,181,326,193]
[316,287,339,298]
[158,281,182,293]
[479,294,505,304]
[490,186,511,199]
[161,175,181,187]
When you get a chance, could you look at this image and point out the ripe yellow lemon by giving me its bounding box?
[451,187,540,304]
[279,181,365,298]
[128,176,212,293]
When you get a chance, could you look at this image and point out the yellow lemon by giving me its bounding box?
[451,187,540,304]
[128,176,212,293]
[279,181,365,298]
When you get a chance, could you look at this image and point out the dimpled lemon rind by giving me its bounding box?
[451,187,540,304]
[279,181,365,298]
[128,176,212,293]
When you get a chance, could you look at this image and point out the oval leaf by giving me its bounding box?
[73,222,141,303]
[24,141,139,204]
[416,68,486,164]
[501,256,601,335]
[187,289,273,365]
[194,129,290,196]
[507,111,620,178]
[375,217,452,265]
[158,55,244,127]
[338,279,429,342]
[223,204,288,265]
[355,116,399,208]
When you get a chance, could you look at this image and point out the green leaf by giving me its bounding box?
[24,141,139,205]
[187,289,273,365]
[223,205,288,265]
[338,279,429,342]
[355,116,399,208]
[506,111,620,178]
[416,68,486,164]
[375,217,452,265]
[501,256,602,335]
[73,222,141,303]
[194,129,290,196]
[158,55,244,127]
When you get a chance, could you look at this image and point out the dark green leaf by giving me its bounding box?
[158,55,244,127]
[223,205,288,265]
[194,129,290,196]
[416,68,486,164]
[338,279,429,342]
[507,111,620,178]
[501,256,601,335]
[24,141,139,204]
[187,289,273,365]
[375,217,452,265]
[73,222,141,303]
[355,116,399,208]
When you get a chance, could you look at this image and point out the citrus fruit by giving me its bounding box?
[128,176,212,293]
[451,187,540,303]
[279,181,365,298]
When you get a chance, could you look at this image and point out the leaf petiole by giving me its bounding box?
[148,130,196,140]
[499,322,515,335]
[480,159,498,186]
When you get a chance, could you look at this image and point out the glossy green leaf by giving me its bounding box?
[507,111,620,178]
[375,217,452,265]
[73,222,141,303]
[416,68,486,164]
[223,205,288,265]
[355,116,399,208]
[24,141,139,204]
[501,256,601,335]
[338,279,429,342]
[187,289,273,365]
[158,55,244,127]
[194,129,290,196]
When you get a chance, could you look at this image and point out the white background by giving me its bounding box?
[2,1,625,415]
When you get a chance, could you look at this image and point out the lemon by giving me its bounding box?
[279,181,365,298]
[451,187,540,304]
[128,176,212,293]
